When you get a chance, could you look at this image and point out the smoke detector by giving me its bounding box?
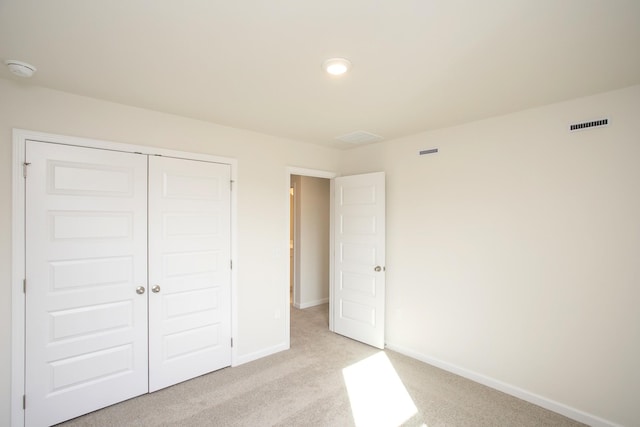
[5,60,37,78]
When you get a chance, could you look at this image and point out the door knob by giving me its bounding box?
[136,286,145,294]
[151,285,161,293]
[374,266,383,272]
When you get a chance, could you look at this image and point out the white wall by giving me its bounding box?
[3,76,638,426]
[293,175,330,308]
[340,85,640,427]
[0,78,339,425]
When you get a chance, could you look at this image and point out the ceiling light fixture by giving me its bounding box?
[4,60,37,78]
[323,58,351,76]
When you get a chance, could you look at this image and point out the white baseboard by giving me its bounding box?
[384,342,620,427]
[233,342,289,367]
[298,298,329,309]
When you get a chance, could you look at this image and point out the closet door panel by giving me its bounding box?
[24,142,149,427]
[148,156,232,391]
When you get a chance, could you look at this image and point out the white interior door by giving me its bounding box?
[333,172,386,349]
[25,141,149,427]
[148,156,232,391]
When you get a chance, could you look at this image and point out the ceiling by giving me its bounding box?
[1,1,639,149]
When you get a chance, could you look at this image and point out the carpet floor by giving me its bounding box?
[58,304,585,426]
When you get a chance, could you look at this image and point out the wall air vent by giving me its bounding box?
[569,118,609,132]
[419,148,438,155]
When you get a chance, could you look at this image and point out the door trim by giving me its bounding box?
[285,167,337,349]
[11,129,238,427]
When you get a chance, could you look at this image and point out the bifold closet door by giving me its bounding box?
[24,142,149,427]
[24,142,232,426]
[147,156,232,392]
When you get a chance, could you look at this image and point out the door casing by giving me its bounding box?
[11,129,238,427]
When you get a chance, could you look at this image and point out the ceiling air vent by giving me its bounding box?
[336,130,384,144]
[569,118,609,132]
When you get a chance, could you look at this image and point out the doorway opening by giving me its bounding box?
[290,174,331,309]
[285,167,337,347]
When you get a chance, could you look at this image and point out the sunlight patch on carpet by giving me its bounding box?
[342,352,420,427]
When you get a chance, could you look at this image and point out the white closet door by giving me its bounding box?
[25,141,149,427]
[148,156,232,391]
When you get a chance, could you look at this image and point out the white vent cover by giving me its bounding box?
[336,130,384,144]
[569,118,609,132]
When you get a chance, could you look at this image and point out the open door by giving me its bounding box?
[333,172,385,349]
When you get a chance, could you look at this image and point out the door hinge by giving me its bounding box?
[231,337,233,348]
[230,180,234,191]
[230,260,233,270]
[23,162,31,178]
[23,394,26,409]
[23,278,26,294]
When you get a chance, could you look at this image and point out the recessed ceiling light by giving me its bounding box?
[323,58,351,76]
[5,60,37,78]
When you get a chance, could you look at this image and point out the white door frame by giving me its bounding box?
[11,129,238,427]
[285,167,337,347]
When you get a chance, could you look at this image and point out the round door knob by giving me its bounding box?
[374,265,382,272]
[151,285,161,293]
[136,286,145,294]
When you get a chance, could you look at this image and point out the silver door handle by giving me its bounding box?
[374,266,383,272]
[136,286,146,294]
[152,285,161,293]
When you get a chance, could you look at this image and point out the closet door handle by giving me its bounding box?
[136,286,146,295]
[151,285,161,293]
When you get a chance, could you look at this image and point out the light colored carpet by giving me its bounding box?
[58,304,585,426]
